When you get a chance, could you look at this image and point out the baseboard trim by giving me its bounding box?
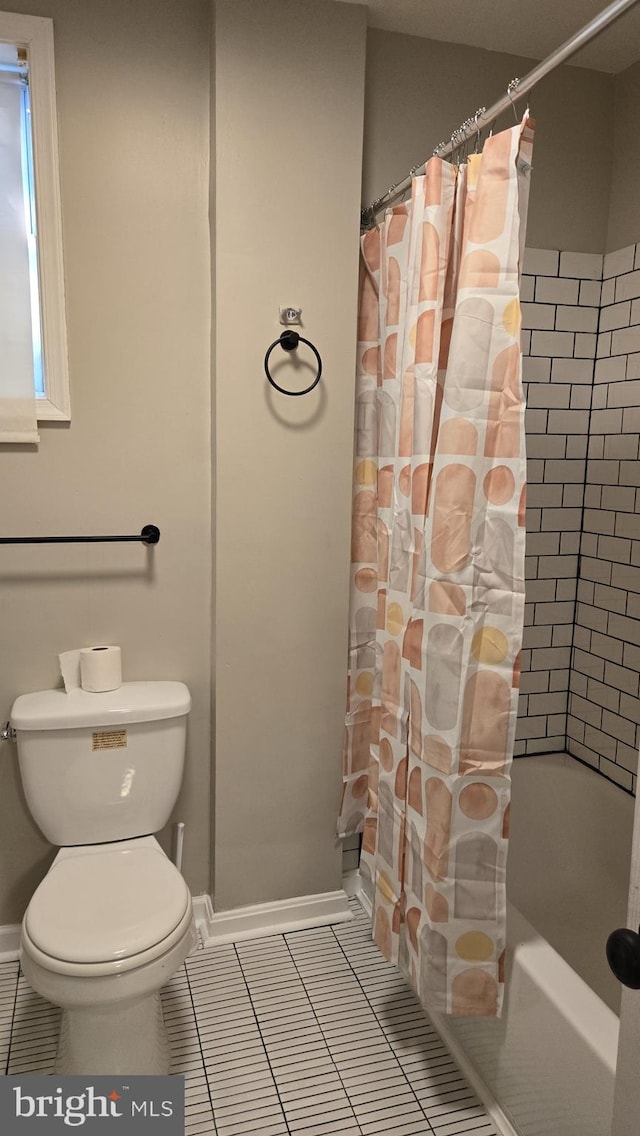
[195,889,353,948]
[0,924,21,962]
[0,890,354,961]
[191,894,215,948]
[342,868,372,918]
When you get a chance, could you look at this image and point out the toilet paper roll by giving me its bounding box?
[79,646,122,693]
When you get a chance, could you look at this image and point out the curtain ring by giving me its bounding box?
[507,78,520,123]
[474,106,486,153]
[461,118,474,162]
[458,123,468,163]
[450,129,460,163]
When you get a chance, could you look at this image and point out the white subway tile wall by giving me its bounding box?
[342,834,360,872]
[518,245,640,795]
[567,244,640,795]
[517,248,601,760]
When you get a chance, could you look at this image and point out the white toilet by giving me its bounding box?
[10,680,197,1075]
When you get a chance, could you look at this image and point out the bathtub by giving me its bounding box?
[434,752,635,1136]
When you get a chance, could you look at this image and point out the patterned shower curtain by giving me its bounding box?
[339,117,535,1017]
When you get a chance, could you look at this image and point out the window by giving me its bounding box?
[0,11,69,423]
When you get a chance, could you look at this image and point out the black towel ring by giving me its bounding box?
[264,331,322,396]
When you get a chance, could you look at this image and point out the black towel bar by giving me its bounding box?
[0,525,160,545]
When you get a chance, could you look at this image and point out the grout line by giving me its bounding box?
[567,263,602,761]
[280,934,364,1136]
[561,747,635,797]
[5,966,23,1075]
[328,923,437,1136]
[230,942,292,1136]
[182,963,218,1135]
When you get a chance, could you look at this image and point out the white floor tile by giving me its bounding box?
[0,901,503,1136]
[0,962,19,1075]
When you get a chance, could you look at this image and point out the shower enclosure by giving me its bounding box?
[419,237,640,1136]
[350,1,640,1129]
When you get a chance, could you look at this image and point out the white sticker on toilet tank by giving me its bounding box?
[92,728,127,751]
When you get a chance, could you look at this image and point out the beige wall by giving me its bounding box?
[363,28,614,253]
[213,0,366,911]
[0,0,212,922]
[607,59,640,251]
[5,0,632,931]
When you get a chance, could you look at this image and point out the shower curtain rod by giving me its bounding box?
[361,0,640,226]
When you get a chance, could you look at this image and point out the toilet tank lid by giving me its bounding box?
[11,681,191,730]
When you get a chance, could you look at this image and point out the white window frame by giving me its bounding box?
[0,11,69,421]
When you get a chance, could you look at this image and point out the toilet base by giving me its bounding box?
[56,992,170,1075]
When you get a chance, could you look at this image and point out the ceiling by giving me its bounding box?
[336,0,640,73]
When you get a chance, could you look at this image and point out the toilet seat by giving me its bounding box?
[24,837,191,976]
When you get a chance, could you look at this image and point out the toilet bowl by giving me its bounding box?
[11,680,194,1074]
[20,837,196,1074]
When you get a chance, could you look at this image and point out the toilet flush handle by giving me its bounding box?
[1,722,16,743]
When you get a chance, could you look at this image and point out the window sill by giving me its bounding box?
[37,393,70,422]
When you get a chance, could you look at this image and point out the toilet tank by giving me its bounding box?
[10,681,191,846]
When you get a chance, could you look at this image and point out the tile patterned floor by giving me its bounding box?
[0,900,499,1136]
